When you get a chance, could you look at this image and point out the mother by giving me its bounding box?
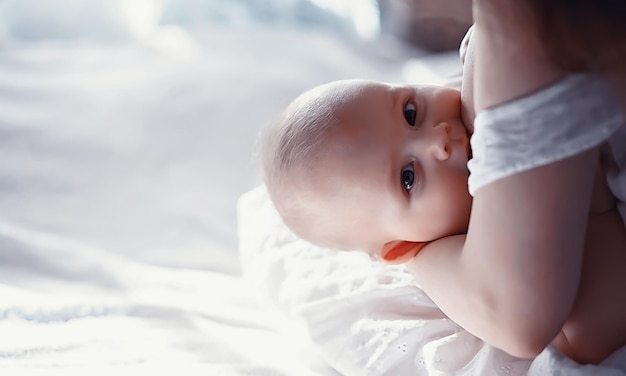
[406,0,626,364]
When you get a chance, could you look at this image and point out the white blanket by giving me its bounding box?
[238,185,626,376]
[0,217,338,375]
[3,1,624,373]
[0,11,353,373]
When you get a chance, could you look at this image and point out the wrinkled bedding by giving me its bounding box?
[0,17,371,374]
[0,216,333,375]
[3,1,625,373]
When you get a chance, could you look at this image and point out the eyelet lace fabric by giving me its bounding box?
[238,185,626,375]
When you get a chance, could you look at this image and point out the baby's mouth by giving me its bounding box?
[450,123,472,160]
[458,132,471,160]
[460,102,475,136]
[462,123,472,159]
[460,97,476,137]
[456,108,473,160]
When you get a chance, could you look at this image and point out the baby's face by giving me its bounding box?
[304,80,472,262]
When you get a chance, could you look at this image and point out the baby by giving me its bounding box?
[261,79,472,262]
[259,74,626,364]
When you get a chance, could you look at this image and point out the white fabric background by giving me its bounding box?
[0,0,452,373]
[8,1,620,374]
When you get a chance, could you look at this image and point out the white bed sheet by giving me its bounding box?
[0,1,426,373]
[0,216,336,375]
[8,1,623,374]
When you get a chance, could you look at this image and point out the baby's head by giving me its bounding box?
[261,79,472,263]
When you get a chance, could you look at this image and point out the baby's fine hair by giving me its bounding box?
[259,80,365,245]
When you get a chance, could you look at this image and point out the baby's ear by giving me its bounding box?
[381,240,423,264]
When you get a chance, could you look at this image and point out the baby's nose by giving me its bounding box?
[430,122,451,161]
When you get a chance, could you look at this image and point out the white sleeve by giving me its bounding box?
[468,74,624,195]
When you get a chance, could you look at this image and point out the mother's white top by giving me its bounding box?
[468,74,626,223]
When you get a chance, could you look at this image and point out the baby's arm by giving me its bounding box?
[404,148,597,359]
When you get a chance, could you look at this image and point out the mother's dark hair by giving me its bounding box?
[526,0,626,72]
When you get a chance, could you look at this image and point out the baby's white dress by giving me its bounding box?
[468,74,626,224]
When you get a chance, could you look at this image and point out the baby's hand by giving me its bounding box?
[381,240,429,264]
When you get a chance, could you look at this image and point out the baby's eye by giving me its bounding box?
[404,102,417,127]
[401,163,415,192]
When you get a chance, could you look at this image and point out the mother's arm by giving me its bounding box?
[407,150,597,358]
[406,0,598,358]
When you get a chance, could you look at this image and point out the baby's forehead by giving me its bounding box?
[307,79,389,103]
[314,80,432,111]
